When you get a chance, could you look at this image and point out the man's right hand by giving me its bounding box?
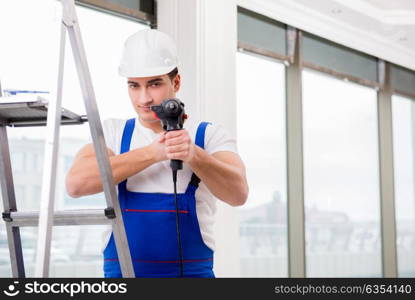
[148,133,168,163]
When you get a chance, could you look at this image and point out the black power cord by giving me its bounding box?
[172,169,184,277]
[150,99,187,278]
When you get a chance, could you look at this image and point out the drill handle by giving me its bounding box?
[170,159,183,171]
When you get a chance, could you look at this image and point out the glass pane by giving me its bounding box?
[237,7,286,55]
[0,0,148,277]
[303,32,378,82]
[78,0,155,15]
[391,65,415,96]
[392,95,415,277]
[0,226,104,277]
[50,226,105,277]
[303,69,382,277]
[105,0,140,10]
[236,51,288,277]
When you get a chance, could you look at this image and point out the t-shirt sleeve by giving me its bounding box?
[102,119,117,154]
[203,123,238,155]
[86,118,118,154]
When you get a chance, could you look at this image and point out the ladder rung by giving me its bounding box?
[7,209,111,227]
[8,115,88,127]
[0,100,88,127]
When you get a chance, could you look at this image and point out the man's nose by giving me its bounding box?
[136,88,152,105]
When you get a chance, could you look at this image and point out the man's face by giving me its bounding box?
[127,73,181,123]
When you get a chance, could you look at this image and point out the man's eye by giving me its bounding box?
[150,82,161,87]
[129,84,138,89]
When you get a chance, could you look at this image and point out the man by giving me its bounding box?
[65,29,248,278]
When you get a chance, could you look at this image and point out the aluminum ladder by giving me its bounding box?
[0,0,135,278]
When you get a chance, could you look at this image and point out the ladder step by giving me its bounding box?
[0,98,87,127]
[6,209,111,227]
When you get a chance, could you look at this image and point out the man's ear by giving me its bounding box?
[173,74,181,92]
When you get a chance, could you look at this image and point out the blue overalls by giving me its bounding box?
[103,119,215,278]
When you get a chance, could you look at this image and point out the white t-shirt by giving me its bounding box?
[99,116,238,253]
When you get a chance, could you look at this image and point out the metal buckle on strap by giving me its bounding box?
[189,173,201,187]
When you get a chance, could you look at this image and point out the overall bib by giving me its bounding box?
[103,119,214,278]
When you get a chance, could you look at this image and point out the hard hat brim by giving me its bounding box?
[118,65,177,78]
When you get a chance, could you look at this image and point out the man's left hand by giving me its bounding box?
[164,129,195,163]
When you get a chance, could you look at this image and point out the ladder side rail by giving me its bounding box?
[34,21,67,278]
[0,123,25,277]
[62,0,135,277]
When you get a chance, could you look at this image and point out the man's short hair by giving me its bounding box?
[167,67,179,81]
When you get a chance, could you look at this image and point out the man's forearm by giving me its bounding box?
[66,146,156,197]
[188,146,248,206]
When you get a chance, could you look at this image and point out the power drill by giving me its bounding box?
[150,98,187,172]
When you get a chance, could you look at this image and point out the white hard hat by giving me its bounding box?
[119,29,179,78]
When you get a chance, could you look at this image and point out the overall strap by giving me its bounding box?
[120,118,135,154]
[195,121,210,149]
[118,118,135,195]
[189,122,211,187]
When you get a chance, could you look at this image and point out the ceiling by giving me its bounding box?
[364,0,415,11]
[292,0,415,68]
[239,0,415,70]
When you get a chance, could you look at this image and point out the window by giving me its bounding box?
[392,95,415,277]
[303,69,382,277]
[0,0,148,277]
[237,7,286,57]
[302,32,378,83]
[11,152,25,173]
[236,51,288,277]
[14,185,25,206]
[391,65,415,96]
